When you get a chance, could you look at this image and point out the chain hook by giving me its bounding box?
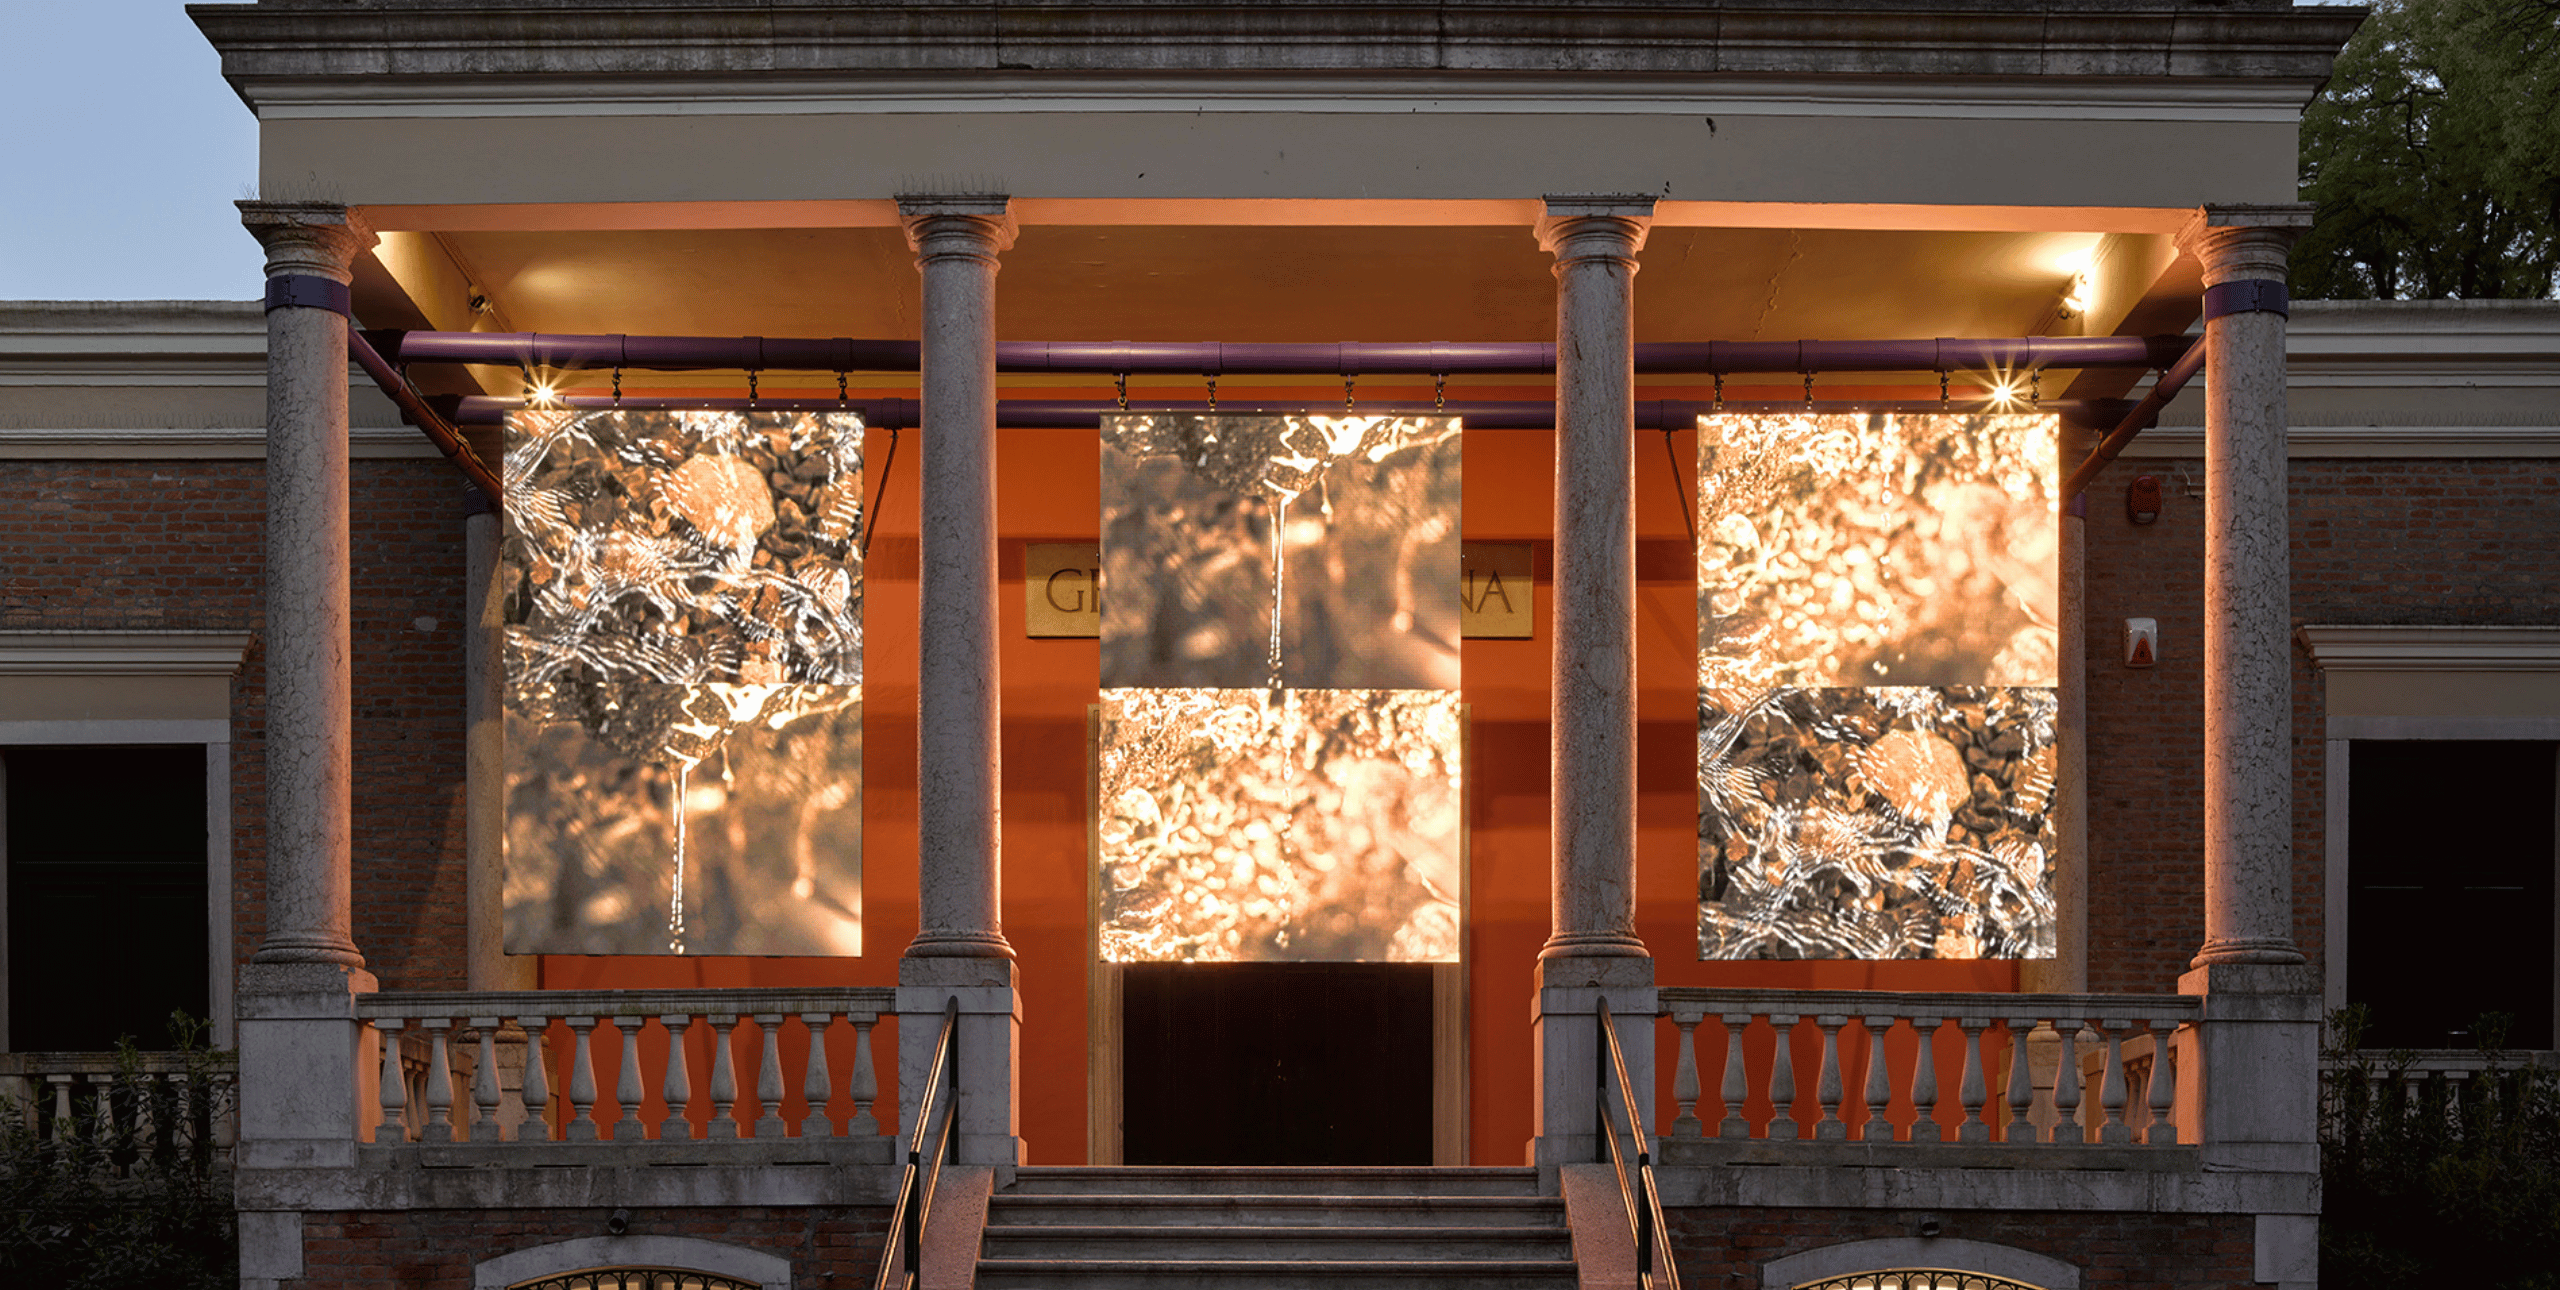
[836,368,848,407]
[1938,369,1949,407]
[1344,376,1356,415]
[747,368,760,410]
[1433,372,1447,413]
[1115,372,1129,412]
[1802,371,1815,410]
[2029,369,2043,410]
[1712,372,1725,413]
[1206,374,1218,413]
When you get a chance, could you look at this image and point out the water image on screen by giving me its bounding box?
[1101,414,1460,692]
[1098,414,1463,964]
[1696,411,2057,691]
[501,409,863,956]
[1696,412,2059,960]
[1098,687,1460,963]
[1699,685,2056,960]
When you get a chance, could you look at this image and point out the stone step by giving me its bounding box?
[1005,1166,1543,1197]
[985,1193,1567,1228]
[980,1223,1576,1261]
[974,1258,1581,1289]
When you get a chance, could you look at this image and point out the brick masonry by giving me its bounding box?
[296,1206,891,1289]
[2082,452,2560,995]
[1667,1205,2257,1289]
[0,457,473,990]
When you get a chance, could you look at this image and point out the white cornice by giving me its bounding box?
[0,632,255,677]
[244,73,2318,123]
[0,426,437,460]
[2297,625,2560,672]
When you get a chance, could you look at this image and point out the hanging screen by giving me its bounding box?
[1696,411,2058,960]
[1098,414,1462,963]
[500,409,864,956]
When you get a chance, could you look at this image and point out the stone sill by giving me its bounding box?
[1661,1138,2196,1171]
[367,1138,900,1170]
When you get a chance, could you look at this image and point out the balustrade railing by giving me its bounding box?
[356,988,895,1147]
[0,1050,238,1169]
[1658,989,2199,1149]
[2322,1048,2560,1141]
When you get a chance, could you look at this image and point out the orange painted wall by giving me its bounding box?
[550,393,2025,1164]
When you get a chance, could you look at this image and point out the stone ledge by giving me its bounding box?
[1655,1157,2316,1214]
[236,1156,902,1211]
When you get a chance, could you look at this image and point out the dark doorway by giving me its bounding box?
[4,745,210,1051]
[2347,740,2558,1049]
[1120,962,1433,1165]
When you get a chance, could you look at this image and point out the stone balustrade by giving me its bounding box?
[357,988,896,1151]
[1658,988,2200,1152]
[0,1050,238,1167]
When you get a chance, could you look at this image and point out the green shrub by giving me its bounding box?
[0,1013,236,1290]
[2322,1007,2560,1289]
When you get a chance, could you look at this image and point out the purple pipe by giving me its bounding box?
[377,330,2187,377]
[450,395,2121,430]
[2058,334,2209,498]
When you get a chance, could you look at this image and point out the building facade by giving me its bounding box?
[12,2,2560,1288]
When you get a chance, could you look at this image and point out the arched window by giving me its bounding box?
[473,1237,792,1290]
[1761,1237,2079,1290]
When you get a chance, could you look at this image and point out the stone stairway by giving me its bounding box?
[973,1165,1579,1288]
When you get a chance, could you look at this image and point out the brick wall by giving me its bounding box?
[0,457,473,991]
[297,1206,890,1289]
[2082,452,2560,995]
[1667,1206,2256,1289]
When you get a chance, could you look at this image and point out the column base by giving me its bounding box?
[235,962,377,1172]
[898,956,1023,1167]
[2189,938,2308,969]
[2179,962,2321,1175]
[1528,956,1655,1184]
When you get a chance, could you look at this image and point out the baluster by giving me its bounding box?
[1861,1016,1894,1142]
[372,1020,408,1144]
[849,1015,881,1136]
[660,1016,696,1140]
[469,1022,504,1143]
[753,1014,789,1138]
[1767,1014,1799,1141]
[1908,1017,1942,1142]
[1812,1015,1847,1140]
[613,1020,648,1141]
[1956,1017,1990,1143]
[518,1016,552,1141]
[2144,1018,2179,1145]
[88,1072,117,1154]
[563,1016,602,1142]
[2050,1019,2083,1143]
[1669,1012,1703,1138]
[211,1071,238,1156]
[47,1074,73,1143]
[2098,1021,2133,1144]
[419,1020,458,1143]
[801,1013,838,1137]
[1718,1014,1752,1139]
[2002,1017,2038,1144]
[129,1071,157,1158]
[706,1015,741,1139]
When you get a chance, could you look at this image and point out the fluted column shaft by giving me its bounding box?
[2183,207,2311,970]
[242,201,373,970]
[1537,198,1654,961]
[902,197,1018,961]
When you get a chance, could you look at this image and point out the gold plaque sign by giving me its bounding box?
[1460,542,1533,639]
[1026,543,1102,637]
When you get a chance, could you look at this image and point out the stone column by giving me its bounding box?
[234,200,379,1178]
[2182,205,2313,973]
[897,195,1021,1168]
[2175,206,2320,1202]
[465,490,535,991]
[1528,196,1656,1175]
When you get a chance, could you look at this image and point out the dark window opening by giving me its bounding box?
[1121,961,1433,1165]
[2347,739,2559,1050]
[4,745,210,1052]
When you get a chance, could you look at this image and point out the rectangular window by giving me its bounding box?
[3,744,210,1051]
[2347,740,2559,1048]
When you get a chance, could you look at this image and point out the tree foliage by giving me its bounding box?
[2298,0,2560,298]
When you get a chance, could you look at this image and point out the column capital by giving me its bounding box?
[2177,204,2314,286]
[237,201,376,283]
[1536,195,1654,263]
[899,195,1017,263]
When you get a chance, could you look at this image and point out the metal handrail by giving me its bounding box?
[1597,997,1680,1290]
[874,998,960,1290]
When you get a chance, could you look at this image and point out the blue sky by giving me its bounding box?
[1,1,2360,303]
[2,1,258,300]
